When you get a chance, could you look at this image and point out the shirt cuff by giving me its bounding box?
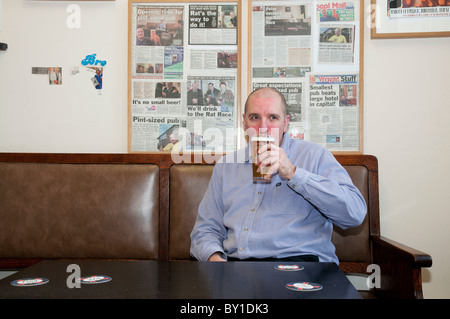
[205,247,226,261]
[286,167,309,191]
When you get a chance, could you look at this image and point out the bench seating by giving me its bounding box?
[0,153,432,298]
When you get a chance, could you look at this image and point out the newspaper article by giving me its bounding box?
[251,3,313,78]
[130,3,239,153]
[308,73,359,151]
[387,0,450,18]
[316,0,356,64]
[188,4,238,45]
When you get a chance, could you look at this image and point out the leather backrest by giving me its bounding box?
[333,166,370,263]
[0,163,159,259]
[169,165,214,260]
[169,163,370,262]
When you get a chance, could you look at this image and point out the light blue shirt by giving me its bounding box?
[190,134,367,264]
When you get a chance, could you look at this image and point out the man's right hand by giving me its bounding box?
[208,252,227,262]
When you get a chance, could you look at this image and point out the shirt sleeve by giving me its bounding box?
[286,149,367,229]
[190,162,228,261]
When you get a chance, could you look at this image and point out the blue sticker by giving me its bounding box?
[81,54,107,67]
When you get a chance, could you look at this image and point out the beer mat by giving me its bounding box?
[273,264,304,271]
[285,282,323,291]
[11,277,49,287]
[76,275,112,284]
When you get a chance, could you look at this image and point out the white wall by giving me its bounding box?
[364,3,450,297]
[0,0,129,152]
[1,0,449,298]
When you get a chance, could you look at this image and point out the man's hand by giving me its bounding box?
[208,252,227,262]
[257,143,296,180]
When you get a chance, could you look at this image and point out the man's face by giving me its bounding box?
[243,89,289,146]
[137,28,144,40]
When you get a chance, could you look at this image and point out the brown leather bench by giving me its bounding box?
[0,153,432,299]
[0,158,159,266]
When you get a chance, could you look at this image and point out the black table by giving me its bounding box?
[0,260,361,300]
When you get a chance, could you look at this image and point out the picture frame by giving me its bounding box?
[370,0,450,39]
[128,0,241,154]
[248,0,364,154]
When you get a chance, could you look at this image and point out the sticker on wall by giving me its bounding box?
[31,67,63,85]
[81,54,107,95]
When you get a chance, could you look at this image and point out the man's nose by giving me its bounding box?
[259,117,268,129]
[258,120,269,134]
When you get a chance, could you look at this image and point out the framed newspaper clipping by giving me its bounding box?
[128,0,241,154]
[370,0,450,39]
[249,0,364,153]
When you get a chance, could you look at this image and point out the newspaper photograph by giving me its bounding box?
[308,73,359,151]
[184,76,236,152]
[135,5,185,46]
[318,24,355,64]
[251,3,312,78]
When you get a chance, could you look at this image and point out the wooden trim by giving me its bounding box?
[159,167,170,261]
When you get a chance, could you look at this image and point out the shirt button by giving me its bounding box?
[240,247,244,251]
[244,227,249,231]
[258,192,262,195]
[250,209,255,212]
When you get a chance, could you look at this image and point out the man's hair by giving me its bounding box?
[244,87,287,116]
